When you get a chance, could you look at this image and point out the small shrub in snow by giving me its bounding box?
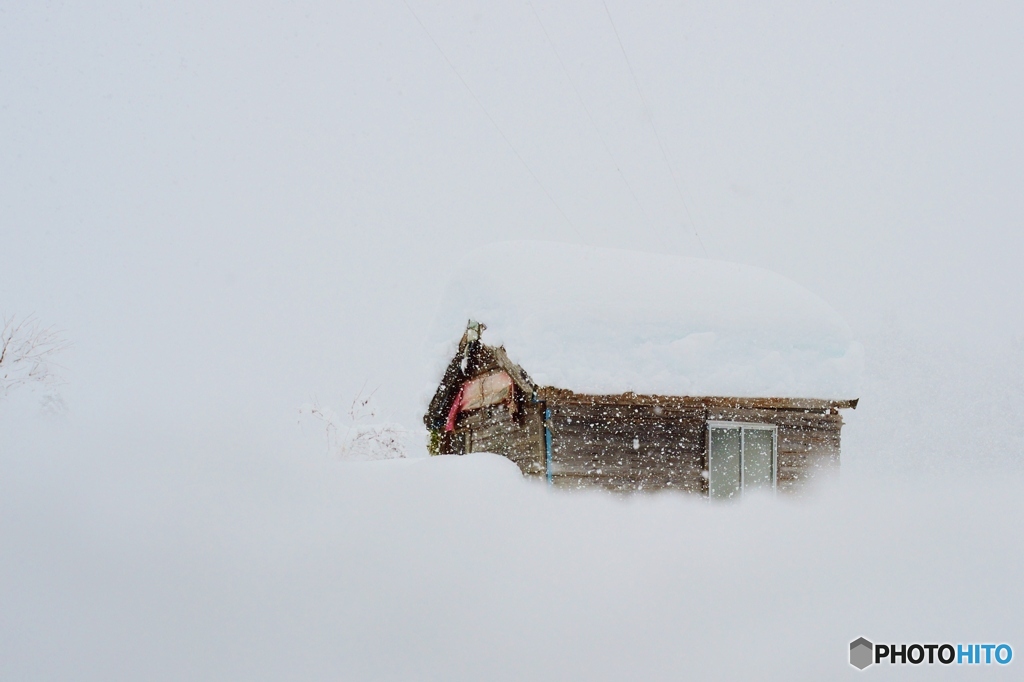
[299,389,408,461]
[0,314,68,409]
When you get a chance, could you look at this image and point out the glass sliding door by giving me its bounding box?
[707,423,777,499]
[743,428,774,492]
[708,427,742,499]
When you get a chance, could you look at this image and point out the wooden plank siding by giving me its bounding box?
[454,401,547,476]
[546,402,706,493]
[445,392,846,494]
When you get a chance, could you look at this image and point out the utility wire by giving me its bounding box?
[525,1,666,252]
[602,0,709,257]
[401,0,581,239]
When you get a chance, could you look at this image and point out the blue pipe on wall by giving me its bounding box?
[544,408,553,486]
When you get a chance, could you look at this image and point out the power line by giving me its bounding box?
[602,0,709,257]
[525,1,667,252]
[400,0,581,239]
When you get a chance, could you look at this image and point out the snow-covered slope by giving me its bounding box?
[3,433,1021,681]
[430,241,862,400]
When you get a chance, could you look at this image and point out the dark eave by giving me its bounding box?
[535,387,858,412]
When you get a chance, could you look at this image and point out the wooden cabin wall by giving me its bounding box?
[548,398,844,495]
[546,402,706,493]
[427,343,849,495]
[450,402,547,476]
[441,388,844,495]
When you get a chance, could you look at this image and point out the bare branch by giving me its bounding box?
[300,388,407,461]
[0,314,70,402]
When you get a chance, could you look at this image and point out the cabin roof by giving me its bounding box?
[427,241,862,402]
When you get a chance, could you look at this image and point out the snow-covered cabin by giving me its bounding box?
[424,242,862,497]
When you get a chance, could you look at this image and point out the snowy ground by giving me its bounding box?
[2,417,1021,680]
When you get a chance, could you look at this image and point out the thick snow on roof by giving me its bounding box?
[430,241,862,400]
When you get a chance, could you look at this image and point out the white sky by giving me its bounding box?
[2,0,1023,449]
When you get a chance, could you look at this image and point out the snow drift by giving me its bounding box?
[429,241,862,400]
[2,426,1021,681]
